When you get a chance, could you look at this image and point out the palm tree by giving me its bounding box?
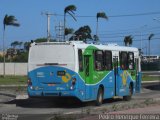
[18,41,23,49]
[64,5,77,41]
[124,35,133,46]
[3,14,20,77]
[96,12,108,39]
[65,28,74,40]
[11,41,19,49]
[148,33,154,61]
[93,35,99,43]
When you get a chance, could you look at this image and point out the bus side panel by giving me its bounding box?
[103,70,115,99]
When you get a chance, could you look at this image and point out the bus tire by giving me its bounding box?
[123,84,133,101]
[95,87,103,106]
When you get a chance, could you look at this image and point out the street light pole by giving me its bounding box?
[2,29,5,77]
[140,25,147,52]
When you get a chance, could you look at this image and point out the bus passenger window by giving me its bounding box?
[120,52,128,70]
[128,52,134,70]
[78,49,83,71]
[104,51,112,70]
[95,50,103,71]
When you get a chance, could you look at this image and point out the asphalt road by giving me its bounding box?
[0,71,159,120]
[0,85,160,120]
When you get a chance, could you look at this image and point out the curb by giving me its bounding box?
[142,80,160,83]
[0,84,27,87]
[0,92,16,98]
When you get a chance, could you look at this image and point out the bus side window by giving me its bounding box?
[120,52,128,70]
[95,50,104,71]
[104,51,112,70]
[78,49,83,71]
[128,52,134,70]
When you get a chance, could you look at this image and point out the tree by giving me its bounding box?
[18,41,23,49]
[3,14,20,77]
[24,42,31,51]
[65,28,74,40]
[11,41,19,49]
[148,33,154,61]
[65,28,74,36]
[96,12,108,39]
[124,35,133,46]
[64,5,77,40]
[70,25,92,42]
[93,35,99,43]
[34,38,47,43]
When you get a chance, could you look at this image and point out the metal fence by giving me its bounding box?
[141,61,160,71]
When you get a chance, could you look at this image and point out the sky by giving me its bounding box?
[0,0,160,55]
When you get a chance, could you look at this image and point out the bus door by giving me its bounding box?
[113,56,118,96]
[119,52,132,96]
[84,55,92,100]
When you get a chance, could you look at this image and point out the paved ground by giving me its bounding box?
[0,77,160,120]
[111,105,160,114]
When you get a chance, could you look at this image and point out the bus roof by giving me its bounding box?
[31,41,139,52]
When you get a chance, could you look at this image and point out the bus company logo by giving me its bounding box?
[62,73,71,83]
[121,71,128,86]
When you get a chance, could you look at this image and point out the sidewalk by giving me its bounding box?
[110,105,160,114]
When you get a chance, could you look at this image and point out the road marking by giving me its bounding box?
[64,110,81,114]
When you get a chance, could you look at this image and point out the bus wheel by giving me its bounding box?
[95,87,103,106]
[123,84,133,101]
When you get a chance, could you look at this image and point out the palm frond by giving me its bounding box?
[3,14,20,30]
[97,12,108,21]
[124,35,133,46]
[67,11,77,21]
[148,33,154,40]
[64,5,77,13]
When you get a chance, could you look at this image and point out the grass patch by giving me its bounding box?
[0,75,27,85]
[142,75,160,81]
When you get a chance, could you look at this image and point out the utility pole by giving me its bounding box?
[41,12,56,42]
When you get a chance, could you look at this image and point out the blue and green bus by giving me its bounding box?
[27,41,141,105]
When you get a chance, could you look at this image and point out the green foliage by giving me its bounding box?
[97,12,108,21]
[70,25,92,42]
[13,52,28,62]
[142,75,159,81]
[11,41,23,49]
[2,37,57,63]
[148,33,154,41]
[23,42,30,51]
[64,5,77,21]
[124,35,133,46]
[65,28,74,35]
[0,56,3,62]
[0,75,27,85]
[93,35,99,42]
[34,38,47,43]
[3,14,20,30]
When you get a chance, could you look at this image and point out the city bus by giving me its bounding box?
[27,41,141,105]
